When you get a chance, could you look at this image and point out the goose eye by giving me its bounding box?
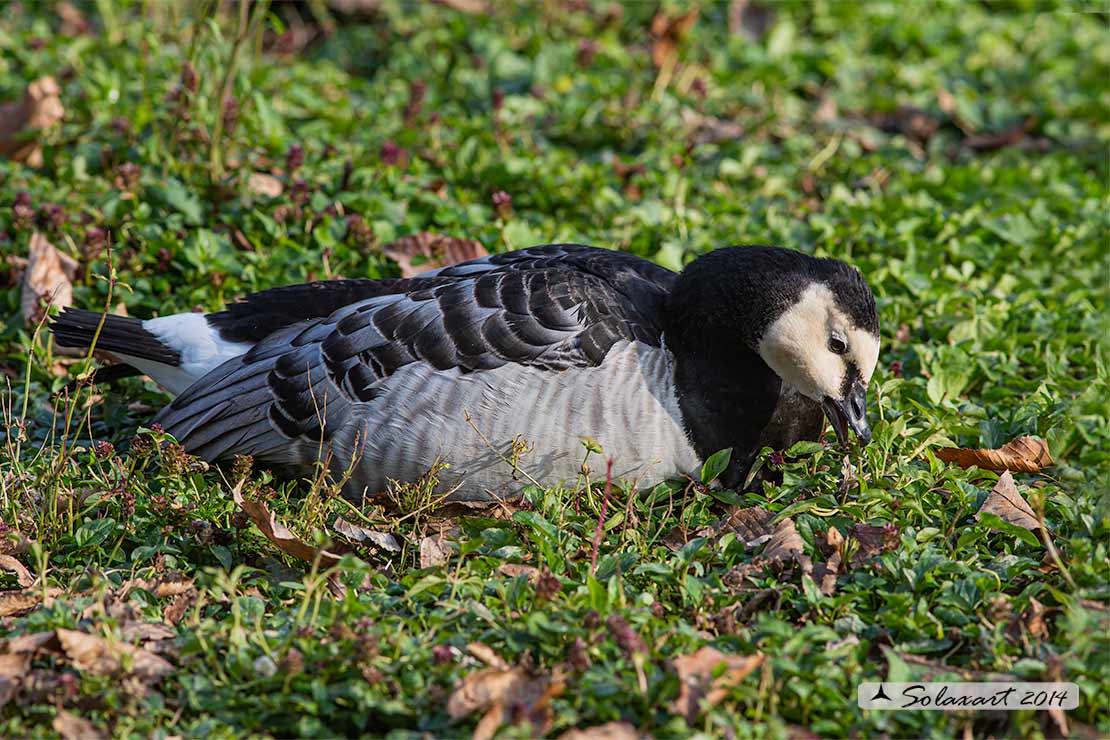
[828,336,847,355]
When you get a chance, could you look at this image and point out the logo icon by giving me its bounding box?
[871,684,891,702]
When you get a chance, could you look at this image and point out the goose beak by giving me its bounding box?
[822,381,871,446]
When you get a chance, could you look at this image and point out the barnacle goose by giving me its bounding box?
[52,244,880,501]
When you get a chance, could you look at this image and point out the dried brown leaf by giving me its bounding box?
[381,232,487,278]
[935,435,1053,473]
[53,710,106,740]
[848,523,899,568]
[866,105,941,141]
[763,517,805,567]
[433,0,488,14]
[154,576,194,598]
[669,646,764,723]
[5,631,59,654]
[0,589,50,617]
[163,589,196,625]
[467,642,509,671]
[680,108,744,145]
[332,516,401,553]
[1025,597,1047,638]
[559,722,643,740]
[718,505,774,547]
[448,660,564,740]
[231,481,343,567]
[246,172,283,198]
[0,555,33,588]
[497,563,539,580]
[58,3,91,36]
[650,8,699,69]
[811,550,841,597]
[0,652,30,680]
[120,621,176,645]
[977,471,1044,534]
[962,117,1036,152]
[419,536,451,568]
[0,76,64,167]
[56,628,174,682]
[119,575,195,599]
[22,231,78,326]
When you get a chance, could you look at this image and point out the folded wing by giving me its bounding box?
[154,244,675,467]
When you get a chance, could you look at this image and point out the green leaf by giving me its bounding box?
[153,177,203,225]
[700,448,732,484]
[978,513,1042,547]
[786,441,825,457]
[74,518,116,550]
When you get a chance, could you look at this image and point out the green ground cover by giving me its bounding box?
[0,1,1107,737]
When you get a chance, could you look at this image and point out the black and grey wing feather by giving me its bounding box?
[154,244,676,464]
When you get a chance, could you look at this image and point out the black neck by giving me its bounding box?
[667,340,781,487]
[660,246,812,486]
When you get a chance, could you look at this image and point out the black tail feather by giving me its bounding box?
[51,308,181,365]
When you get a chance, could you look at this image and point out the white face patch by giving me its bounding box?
[757,283,880,402]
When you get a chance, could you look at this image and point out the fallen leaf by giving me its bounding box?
[680,108,744,145]
[163,589,196,625]
[977,471,1044,534]
[848,523,900,568]
[4,631,59,654]
[381,232,488,278]
[53,710,106,740]
[56,628,173,682]
[231,480,343,567]
[119,575,195,599]
[1024,597,1047,638]
[728,0,775,40]
[560,722,643,740]
[497,563,539,580]
[0,652,30,679]
[120,621,176,645]
[810,550,841,597]
[0,590,45,617]
[448,659,565,740]
[432,0,488,13]
[467,642,509,671]
[0,76,64,167]
[763,517,806,568]
[332,516,401,553]
[866,105,941,141]
[419,536,451,568]
[246,172,283,198]
[962,117,1036,152]
[717,505,774,547]
[0,555,33,588]
[669,646,764,723]
[22,231,79,326]
[650,8,699,69]
[935,435,1053,473]
[57,3,91,36]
